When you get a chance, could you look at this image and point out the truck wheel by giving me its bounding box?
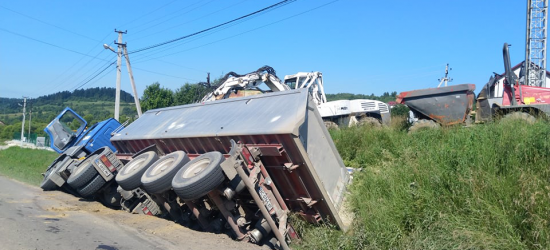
[501,112,536,124]
[40,155,67,191]
[409,119,440,133]
[116,151,159,191]
[358,117,381,127]
[141,151,190,194]
[77,174,106,198]
[67,156,98,189]
[172,152,225,201]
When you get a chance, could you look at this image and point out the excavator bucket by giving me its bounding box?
[111,89,351,233]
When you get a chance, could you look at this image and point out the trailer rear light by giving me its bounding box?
[99,155,116,172]
[142,206,153,216]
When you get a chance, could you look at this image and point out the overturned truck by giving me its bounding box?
[110,89,351,249]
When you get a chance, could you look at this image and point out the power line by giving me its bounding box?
[127,0,288,62]
[131,66,200,81]
[129,0,217,36]
[133,0,338,63]
[118,0,179,30]
[0,5,101,42]
[0,27,111,61]
[71,60,117,91]
[128,0,296,55]
[130,0,250,42]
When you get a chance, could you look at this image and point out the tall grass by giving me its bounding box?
[296,119,550,250]
[0,147,58,185]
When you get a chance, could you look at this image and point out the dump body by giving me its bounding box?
[111,89,351,230]
[397,84,476,125]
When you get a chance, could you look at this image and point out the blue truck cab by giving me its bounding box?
[41,107,123,190]
[45,107,121,155]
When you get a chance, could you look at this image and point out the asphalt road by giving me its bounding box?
[0,175,264,250]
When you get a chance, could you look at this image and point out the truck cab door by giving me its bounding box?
[45,108,88,153]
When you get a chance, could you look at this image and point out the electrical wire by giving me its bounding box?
[129,0,217,37]
[127,0,291,63]
[131,66,200,81]
[118,0,179,30]
[130,0,249,42]
[133,0,338,63]
[0,5,101,42]
[128,0,296,55]
[71,60,117,91]
[0,27,111,61]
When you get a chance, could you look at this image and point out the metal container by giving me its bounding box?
[396,84,476,125]
[111,88,351,231]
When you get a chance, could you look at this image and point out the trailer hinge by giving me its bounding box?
[283,163,300,172]
[298,197,317,207]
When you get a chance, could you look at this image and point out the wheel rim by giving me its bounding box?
[182,159,210,178]
[149,158,175,176]
[122,157,146,175]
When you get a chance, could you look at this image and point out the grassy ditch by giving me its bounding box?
[0,147,58,185]
[295,118,550,250]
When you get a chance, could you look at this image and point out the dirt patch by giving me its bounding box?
[37,189,266,250]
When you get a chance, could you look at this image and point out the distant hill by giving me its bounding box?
[0,87,136,126]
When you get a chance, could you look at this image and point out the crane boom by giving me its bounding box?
[525,0,548,87]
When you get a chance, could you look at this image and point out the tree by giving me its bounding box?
[140,82,175,112]
[174,83,209,105]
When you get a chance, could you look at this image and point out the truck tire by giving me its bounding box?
[67,156,98,189]
[141,151,190,194]
[501,112,536,124]
[40,155,67,191]
[408,119,440,133]
[77,174,106,198]
[172,152,225,201]
[116,151,159,191]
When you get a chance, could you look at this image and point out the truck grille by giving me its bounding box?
[379,103,389,113]
[361,102,376,110]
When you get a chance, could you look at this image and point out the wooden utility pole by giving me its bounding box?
[114,30,125,121]
[106,30,142,121]
[20,97,26,145]
[121,44,142,117]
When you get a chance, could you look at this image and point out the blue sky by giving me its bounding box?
[0,0,530,99]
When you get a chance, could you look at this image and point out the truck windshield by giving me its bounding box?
[59,111,86,137]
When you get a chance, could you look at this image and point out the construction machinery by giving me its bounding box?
[202,66,390,128]
[397,43,550,130]
[476,43,550,122]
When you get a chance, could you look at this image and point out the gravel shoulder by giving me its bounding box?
[0,175,265,250]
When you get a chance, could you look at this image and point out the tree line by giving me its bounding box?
[0,80,403,141]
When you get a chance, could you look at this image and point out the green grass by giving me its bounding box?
[0,147,58,185]
[295,118,550,250]
[1,116,549,249]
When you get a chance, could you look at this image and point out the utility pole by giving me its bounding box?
[525,0,548,87]
[105,30,142,120]
[27,99,32,143]
[121,43,142,117]
[114,30,125,121]
[437,64,453,88]
[20,97,26,145]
